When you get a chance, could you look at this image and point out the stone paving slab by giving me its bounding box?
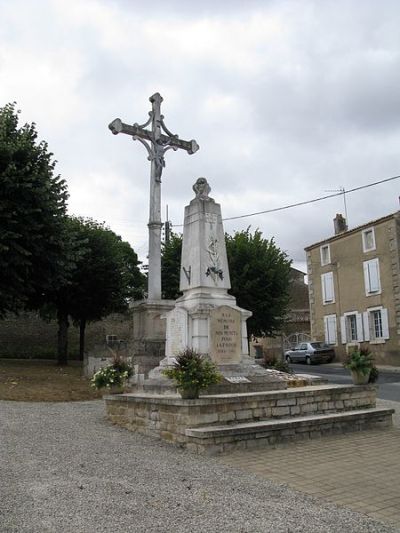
[219,427,400,528]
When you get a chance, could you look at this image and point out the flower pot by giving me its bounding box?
[179,387,200,399]
[108,384,125,394]
[350,369,371,385]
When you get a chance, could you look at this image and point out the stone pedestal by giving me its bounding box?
[130,299,175,378]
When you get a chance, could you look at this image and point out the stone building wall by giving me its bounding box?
[0,311,131,359]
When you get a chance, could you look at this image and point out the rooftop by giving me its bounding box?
[304,211,399,251]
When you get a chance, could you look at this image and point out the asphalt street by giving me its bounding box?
[290,363,400,402]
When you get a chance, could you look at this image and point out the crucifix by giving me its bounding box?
[109,93,199,301]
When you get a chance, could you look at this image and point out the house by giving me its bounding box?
[305,211,400,365]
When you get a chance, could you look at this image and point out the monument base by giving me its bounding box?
[130,299,175,380]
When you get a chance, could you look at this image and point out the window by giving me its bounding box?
[321,272,335,304]
[362,228,376,252]
[340,312,363,344]
[346,314,358,341]
[320,244,331,266]
[324,315,337,345]
[363,307,389,342]
[363,258,381,295]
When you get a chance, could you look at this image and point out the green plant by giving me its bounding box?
[368,365,379,384]
[343,348,374,376]
[91,353,133,390]
[261,353,293,374]
[162,348,222,395]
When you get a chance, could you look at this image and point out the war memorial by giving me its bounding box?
[104,93,393,455]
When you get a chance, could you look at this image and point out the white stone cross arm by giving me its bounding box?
[109,118,199,155]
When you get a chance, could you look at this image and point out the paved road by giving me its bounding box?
[290,363,400,402]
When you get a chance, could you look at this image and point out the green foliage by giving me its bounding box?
[44,216,145,363]
[261,353,293,374]
[160,229,292,339]
[67,217,145,321]
[0,103,68,316]
[162,348,222,392]
[91,353,133,390]
[343,348,374,376]
[161,232,182,300]
[368,365,379,384]
[225,228,292,338]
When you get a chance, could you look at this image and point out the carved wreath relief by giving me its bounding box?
[206,235,224,283]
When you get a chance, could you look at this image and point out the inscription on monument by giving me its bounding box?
[210,306,241,364]
[166,308,188,357]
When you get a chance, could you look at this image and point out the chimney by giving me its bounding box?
[334,213,348,235]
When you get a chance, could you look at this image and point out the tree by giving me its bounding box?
[160,229,292,339]
[161,232,182,299]
[0,103,68,316]
[68,218,145,360]
[225,228,292,338]
[48,217,146,363]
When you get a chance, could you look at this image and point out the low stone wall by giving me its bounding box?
[186,408,393,454]
[105,384,377,450]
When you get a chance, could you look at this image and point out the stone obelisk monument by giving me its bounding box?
[162,177,253,371]
[109,93,199,375]
[147,177,283,394]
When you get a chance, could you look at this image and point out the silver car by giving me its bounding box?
[285,342,335,365]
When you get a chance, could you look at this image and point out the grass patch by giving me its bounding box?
[0,359,103,402]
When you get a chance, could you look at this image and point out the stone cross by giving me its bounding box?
[109,93,199,301]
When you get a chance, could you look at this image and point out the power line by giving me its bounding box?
[171,173,400,228]
[223,173,400,222]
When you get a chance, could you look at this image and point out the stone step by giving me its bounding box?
[184,407,395,455]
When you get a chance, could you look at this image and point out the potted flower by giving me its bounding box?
[162,348,222,399]
[343,348,374,385]
[91,353,133,393]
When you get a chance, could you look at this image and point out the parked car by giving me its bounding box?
[284,342,335,365]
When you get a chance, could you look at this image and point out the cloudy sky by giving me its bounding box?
[2,0,400,273]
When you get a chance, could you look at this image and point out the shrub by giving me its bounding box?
[260,353,293,374]
[343,348,374,376]
[162,348,222,394]
[368,365,379,384]
[91,353,133,390]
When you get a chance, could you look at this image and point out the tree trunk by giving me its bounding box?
[57,308,69,365]
[79,318,86,361]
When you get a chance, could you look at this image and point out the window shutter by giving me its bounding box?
[328,315,337,344]
[340,316,347,344]
[322,272,334,303]
[364,259,381,294]
[381,308,389,339]
[324,316,329,344]
[356,313,364,342]
[363,262,370,295]
[363,312,370,342]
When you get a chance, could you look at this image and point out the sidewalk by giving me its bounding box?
[219,398,400,528]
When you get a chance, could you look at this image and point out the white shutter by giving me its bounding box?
[381,308,389,339]
[363,262,370,295]
[363,312,370,342]
[364,259,381,294]
[328,315,337,345]
[356,313,364,342]
[340,316,347,344]
[321,272,334,303]
[324,316,329,343]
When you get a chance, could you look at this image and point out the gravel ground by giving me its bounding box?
[1,400,399,533]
